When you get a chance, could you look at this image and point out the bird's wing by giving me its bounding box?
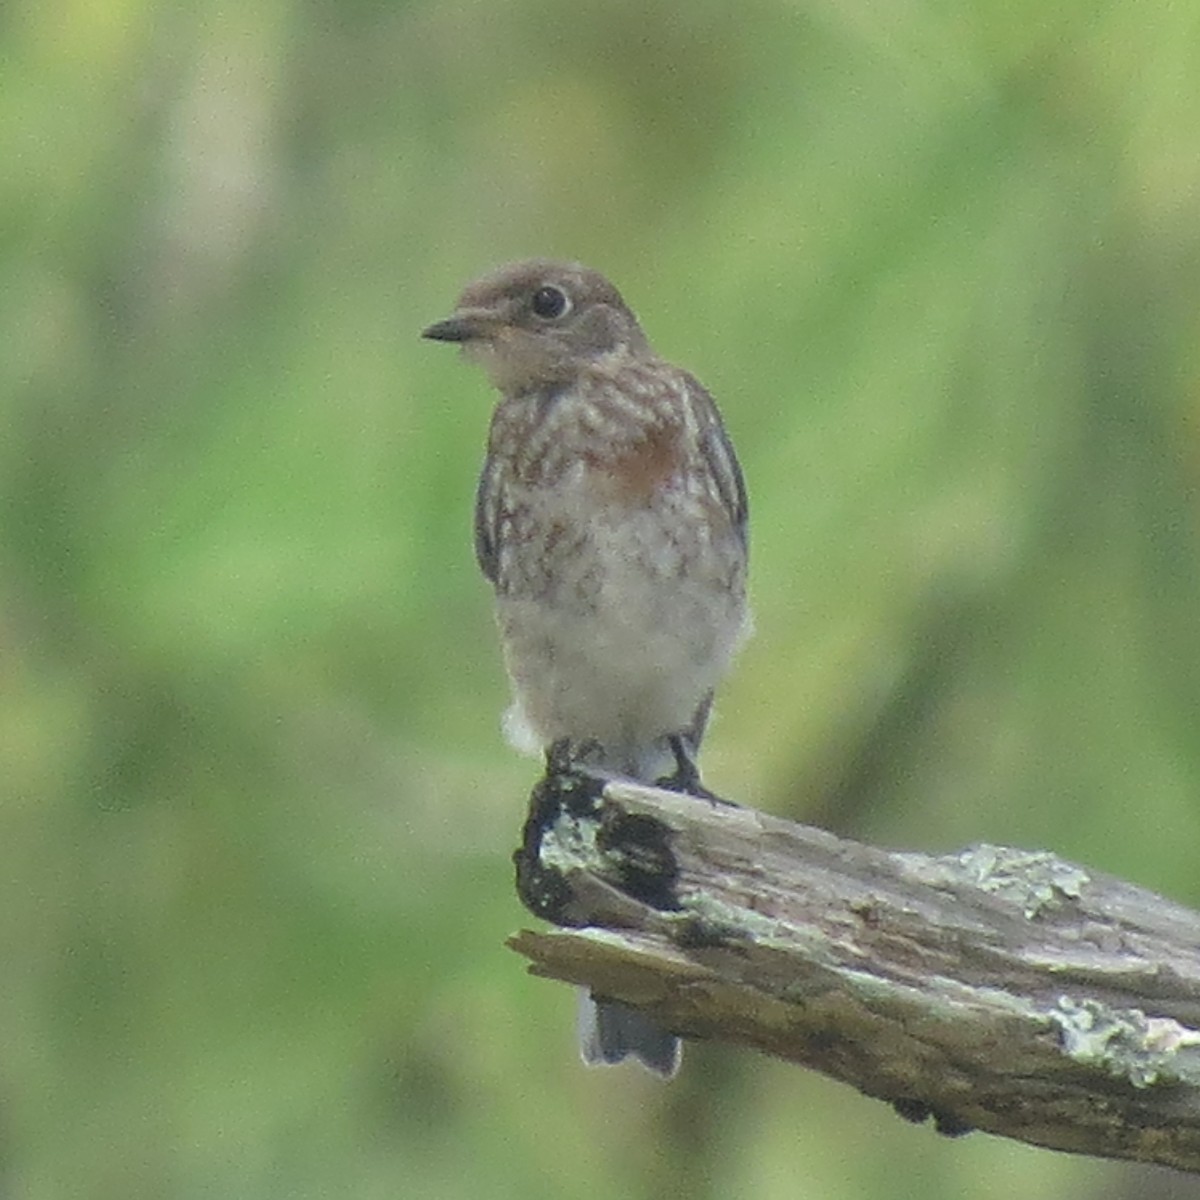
[474,452,503,583]
[686,374,749,552]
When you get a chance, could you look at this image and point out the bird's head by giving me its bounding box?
[423,259,649,393]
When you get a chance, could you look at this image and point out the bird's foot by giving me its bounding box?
[545,737,605,777]
[654,735,732,805]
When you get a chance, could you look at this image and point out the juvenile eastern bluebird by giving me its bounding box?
[423,259,749,1078]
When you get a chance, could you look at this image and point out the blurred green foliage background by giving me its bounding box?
[3,0,1200,1197]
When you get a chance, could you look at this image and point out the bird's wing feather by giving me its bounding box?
[686,374,749,551]
[474,454,502,583]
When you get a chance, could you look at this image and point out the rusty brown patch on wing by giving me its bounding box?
[591,422,682,504]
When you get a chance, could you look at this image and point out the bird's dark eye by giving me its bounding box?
[531,285,570,320]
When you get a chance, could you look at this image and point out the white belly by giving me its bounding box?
[495,488,747,775]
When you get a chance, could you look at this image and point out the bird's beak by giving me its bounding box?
[422,310,493,343]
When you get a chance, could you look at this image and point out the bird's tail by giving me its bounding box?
[573,695,714,1077]
[578,995,681,1078]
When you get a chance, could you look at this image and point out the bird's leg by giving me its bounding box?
[545,738,575,775]
[655,734,729,803]
[545,737,606,777]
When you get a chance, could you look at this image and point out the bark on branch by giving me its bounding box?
[509,770,1200,1172]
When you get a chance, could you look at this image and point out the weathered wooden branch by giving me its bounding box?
[509,770,1200,1173]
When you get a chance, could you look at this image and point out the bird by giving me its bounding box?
[423,259,749,1077]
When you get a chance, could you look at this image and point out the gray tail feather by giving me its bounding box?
[569,699,710,1078]
[578,992,681,1079]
